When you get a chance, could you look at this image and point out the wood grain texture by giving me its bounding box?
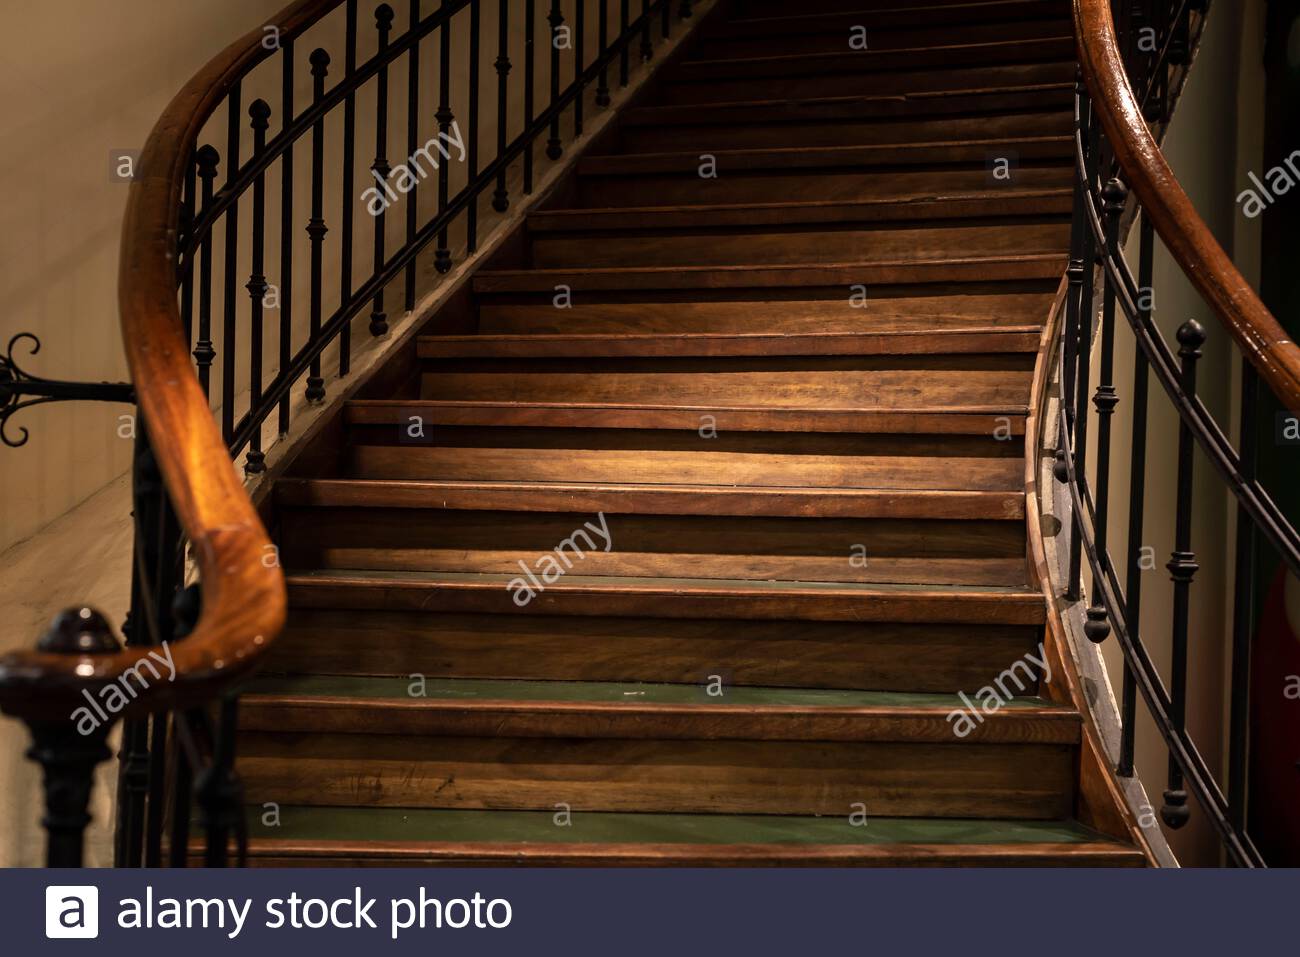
[1075,0,1300,413]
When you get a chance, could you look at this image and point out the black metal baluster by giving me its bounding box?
[306,49,330,403]
[619,0,630,86]
[1118,214,1155,778]
[221,83,242,445]
[194,147,220,400]
[640,0,653,61]
[278,40,295,434]
[524,0,536,190]
[1228,358,1259,832]
[197,700,242,868]
[468,0,481,250]
[372,5,394,337]
[340,0,358,377]
[1161,317,1206,830]
[679,0,692,19]
[435,5,455,273]
[1083,177,1127,645]
[662,0,670,38]
[245,100,271,475]
[596,0,611,106]
[575,0,586,137]
[404,0,420,312]
[492,0,511,212]
[180,159,197,344]
[546,0,564,160]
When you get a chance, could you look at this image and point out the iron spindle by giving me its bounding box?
[1118,214,1156,778]
[405,0,421,312]
[1083,177,1128,644]
[1228,358,1259,831]
[278,40,295,434]
[221,83,242,444]
[372,6,394,337]
[525,0,537,190]
[435,5,455,273]
[547,0,565,160]
[305,48,331,404]
[493,0,511,212]
[619,0,629,86]
[575,0,585,136]
[679,0,691,19]
[1161,317,1207,830]
[640,0,653,61]
[340,0,358,376]
[194,147,220,400]
[468,0,481,250]
[245,100,272,475]
[597,0,611,106]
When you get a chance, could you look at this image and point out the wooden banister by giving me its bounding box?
[0,2,344,719]
[1074,0,1300,414]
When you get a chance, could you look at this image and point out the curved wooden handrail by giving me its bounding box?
[1075,0,1300,414]
[0,1,345,720]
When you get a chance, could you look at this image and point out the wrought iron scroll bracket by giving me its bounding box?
[0,334,135,447]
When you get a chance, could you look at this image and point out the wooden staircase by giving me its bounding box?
[229,0,1147,866]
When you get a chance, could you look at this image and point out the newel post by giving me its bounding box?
[22,608,122,867]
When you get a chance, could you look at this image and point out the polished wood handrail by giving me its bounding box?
[0,1,345,720]
[1075,0,1300,414]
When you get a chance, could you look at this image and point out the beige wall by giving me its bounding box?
[1092,0,1266,866]
[0,0,295,553]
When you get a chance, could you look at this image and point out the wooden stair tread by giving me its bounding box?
[233,806,1128,849]
[416,328,1043,358]
[621,85,1074,126]
[345,399,1027,435]
[578,138,1072,175]
[526,190,1072,230]
[284,569,1047,624]
[723,1,1069,33]
[275,477,1023,520]
[239,675,1079,744]
[472,254,1065,292]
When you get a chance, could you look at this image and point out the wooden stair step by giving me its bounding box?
[475,290,1057,335]
[620,85,1074,127]
[617,111,1070,153]
[271,593,1042,692]
[416,353,1035,413]
[658,60,1075,106]
[717,1,1070,36]
[690,19,1070,62]
[578,138,1072,176]
[416,329,1043,359]
[275,477,1024,521]
[345,399,1028,436]
[276,502,1027,586]
[228,807,1145,867]
[472,254,1066,293]
[527,190,1072,232]
[674,37,1075,81]
[526,223,1068,269]
[239,675,1077,743]
[235,677,1076,818]
[284,570,1048,624]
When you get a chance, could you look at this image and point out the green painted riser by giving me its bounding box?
[233,806,1116,847]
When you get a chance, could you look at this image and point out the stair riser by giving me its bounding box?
[417,355,1035,412]
[691,18,1070,60]
[346,427,1024,491]
[267,609,1043,694]
[476,289,1057,334]
[659,61,1075,104]
[527,222,1070,269]
[238,734,1073,818]
[577,166,1072,207]
[277,508,1027,586]
[724,0,1069,25]
[617,112,1071,152]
